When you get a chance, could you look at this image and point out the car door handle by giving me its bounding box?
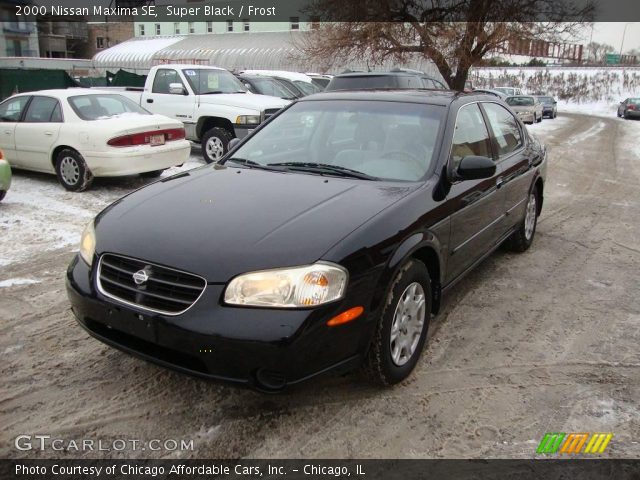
[146,99,154,104]
[44,131,53,136]
[4,130,11,135]
[496,177,504,189]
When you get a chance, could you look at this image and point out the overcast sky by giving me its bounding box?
[582,23,640,53]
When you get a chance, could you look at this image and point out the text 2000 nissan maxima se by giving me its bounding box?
[67,90,546,391]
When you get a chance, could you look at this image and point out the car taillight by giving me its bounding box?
[628,105,636,111]
[107,128,186,147]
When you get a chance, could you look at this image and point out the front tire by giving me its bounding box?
[0,190,6,202]
[55,149,93,192]
[364,259,432,386]
[507,187,539,252]
[202,127,233,164]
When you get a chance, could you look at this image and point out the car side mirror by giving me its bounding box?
[228,138,241,151]
[456,156,496,181]
[169,83,186,95]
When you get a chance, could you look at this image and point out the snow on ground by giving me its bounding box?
[0,151,205,267]
[0,278,41,288]
[471,67,640,118]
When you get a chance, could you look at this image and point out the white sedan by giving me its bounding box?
[0,89,191,191]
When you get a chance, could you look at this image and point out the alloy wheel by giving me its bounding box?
[206,137,225,161]
[524,193,537,240]
[390,282,426,367]
[60,156,80,186]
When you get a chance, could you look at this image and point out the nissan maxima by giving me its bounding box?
[67,90,547,391]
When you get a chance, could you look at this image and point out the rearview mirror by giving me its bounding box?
[456,156,496,181]
[169,83,186,95]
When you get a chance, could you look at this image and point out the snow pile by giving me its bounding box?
[470,67,640,116]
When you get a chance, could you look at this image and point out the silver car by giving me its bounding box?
[506,96,543,124]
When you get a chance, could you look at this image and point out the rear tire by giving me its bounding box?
[55,149,93,192]
[140,169,164,178]
[364,259,432,386]
[507,186,539,253]
[202,127,233,164]
[537,114,542,123]
[0,190,5,202]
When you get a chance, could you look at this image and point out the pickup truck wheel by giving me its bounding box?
[363,259,431,386]
[140,169,164,178]
[507,187,538,252]
[202,127,233,164]
[55,149,93,192]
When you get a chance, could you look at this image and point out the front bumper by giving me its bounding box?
[84,140,191,177]
[66,255,375,391]
[233,125,255,140]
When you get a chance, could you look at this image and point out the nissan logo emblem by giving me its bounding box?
[132,269,149,286]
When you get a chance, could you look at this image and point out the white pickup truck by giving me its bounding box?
[116,64,290,163]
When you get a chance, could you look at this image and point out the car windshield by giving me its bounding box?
[225,100,444,182]
[495,87,515,95]
[507,96,535,106]
[68,94,149,120]
[629,98,640,105]
[182,68,247,94]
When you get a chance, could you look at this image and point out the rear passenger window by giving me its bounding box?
[483,103,523,157]
[24,97,60,123]
[450,104,492,170]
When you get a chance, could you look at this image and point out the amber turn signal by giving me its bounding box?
[327,306,364,327]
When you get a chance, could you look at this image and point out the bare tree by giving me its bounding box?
[587,41,615,64]
[299,0,594,90]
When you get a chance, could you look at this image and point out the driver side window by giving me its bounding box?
[450,104,492,170]
[152,69,184,94]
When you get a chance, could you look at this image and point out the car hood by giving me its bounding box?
[197,93,290,111]
[94,166,418,282]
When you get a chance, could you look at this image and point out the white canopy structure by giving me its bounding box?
[91,31,445,83]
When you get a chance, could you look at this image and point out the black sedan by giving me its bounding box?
[67,90,547,391]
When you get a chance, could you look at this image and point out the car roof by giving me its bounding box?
[298,89,493,106]
[334,71,432,78]
[158,64,225,71]
[6,89,121,99]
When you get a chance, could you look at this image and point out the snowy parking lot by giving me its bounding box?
[1,112,639,459]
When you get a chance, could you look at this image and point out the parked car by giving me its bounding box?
[473,88,508,99]
[326,70,448,91]
[113,65,290,163]
[0,148,10,202]
[0,90,191,191]
[493,86,524,96]
[67,90,546,391]
[506,95,544,124]
[307,74,332,90]
[240,70,322,97]
[617,98,640,119]
[237,74,298,100]
[535,95,558,119]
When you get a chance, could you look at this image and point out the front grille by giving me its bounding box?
[262,108,281,122]
[97,254,206,315]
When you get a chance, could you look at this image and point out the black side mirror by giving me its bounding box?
[228,137,241,151]
[456,156,496,181]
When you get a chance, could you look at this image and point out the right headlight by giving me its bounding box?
[79,220,96,266]
[224,262,348,308]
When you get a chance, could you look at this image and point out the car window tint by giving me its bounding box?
[152,69,183,94]
[50,102,63,122]
[24,96,59,123]
[68,94,149,120]
[450,104,492,169]
[0,96,30,122]
[483,103,523,157]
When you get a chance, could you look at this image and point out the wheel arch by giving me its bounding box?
[196,117,235,140]
[376,232,445,316]
[51,145,79,168]
[533,175,544,215]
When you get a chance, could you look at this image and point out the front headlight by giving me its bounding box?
[224,262,348,308]
[236,115,261,125]
[79,220,96,266]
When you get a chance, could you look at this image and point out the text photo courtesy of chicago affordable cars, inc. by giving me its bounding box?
[1,0,640,479]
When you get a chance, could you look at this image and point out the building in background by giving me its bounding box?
[86,22,135,59]
[0,0,39,57]
[37,20,88,58]
[134,19,314,37]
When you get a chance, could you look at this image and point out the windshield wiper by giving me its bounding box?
[225,158,286,171]
[199,91,224,95]
[266,162,378,180]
